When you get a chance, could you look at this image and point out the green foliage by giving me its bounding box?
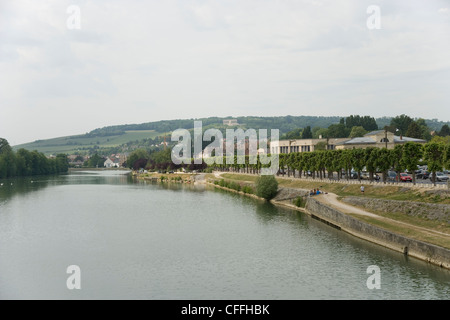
[301,126,313,139]
[293,196,305,208]
[127,149,150,169]
[327,123,349,138]
[0,138,68,179]
[255,175,278,200]
[314,141,327,151]
[439,124,450,137]
[345,115,378,131]
[405,121,423,139]
[349,126,367,138]
[87,153,106,168]
[242,185,254,194]
[390,114,413,134]
[281,128,303,140]
[423,142,445,179]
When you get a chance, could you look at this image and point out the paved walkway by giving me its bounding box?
[314,191,450,238]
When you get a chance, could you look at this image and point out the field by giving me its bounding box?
[13,130,163,155]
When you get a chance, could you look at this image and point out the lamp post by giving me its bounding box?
[384,128,388,149]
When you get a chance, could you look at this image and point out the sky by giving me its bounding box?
[1,0,450,145]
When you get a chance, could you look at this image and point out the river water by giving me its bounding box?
[0,171,449,299]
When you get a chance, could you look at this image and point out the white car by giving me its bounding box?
[435,172,449,182]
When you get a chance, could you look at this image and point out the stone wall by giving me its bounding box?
[342,196,450,223]
[305,198,450,269]
[273,187,309,201]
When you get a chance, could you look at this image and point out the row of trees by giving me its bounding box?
[0,138,69,179]
[127,148,208,172]
[207,142,450,186]
[281,114,450,142]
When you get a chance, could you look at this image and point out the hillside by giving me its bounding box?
[12,115,450,155]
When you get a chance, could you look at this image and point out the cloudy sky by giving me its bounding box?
[1,0,450,145]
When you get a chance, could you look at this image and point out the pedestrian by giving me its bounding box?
[360,185,365,194]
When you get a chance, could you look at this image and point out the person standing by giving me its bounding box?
[360,185,365,194]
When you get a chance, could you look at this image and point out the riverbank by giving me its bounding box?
[133,171,197,184]
[69,167,131,172]
[209,172,450,269]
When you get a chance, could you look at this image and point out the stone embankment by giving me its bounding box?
[342,197,450,223]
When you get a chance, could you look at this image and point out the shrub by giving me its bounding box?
[293,196,305,208]
[255,175,278,200]
[242,186,254,194]
[230,182,241,192]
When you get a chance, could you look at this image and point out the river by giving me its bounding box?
[0,171,449,299]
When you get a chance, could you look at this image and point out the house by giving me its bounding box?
[223,119,239,126]
[104,157,120,168]
[335,130,426,150]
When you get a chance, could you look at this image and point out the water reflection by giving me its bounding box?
[0,170,132,205]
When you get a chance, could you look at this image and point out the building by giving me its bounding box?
[335,130,426,150]
[223,119,239,126]
[104,157,121,168]
[270,138,348,154]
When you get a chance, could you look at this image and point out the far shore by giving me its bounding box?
[69,167,131,172]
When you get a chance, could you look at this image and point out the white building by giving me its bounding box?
[104,157,120,168]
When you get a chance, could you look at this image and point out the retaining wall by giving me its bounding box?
[305,197,450,269]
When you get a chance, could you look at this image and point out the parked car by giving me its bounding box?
[350,170,358,179]
[416,170,430,179]
[361,172,380,181]
[400,173,413,182]
[434,172,449,182]
[387,171,398,182]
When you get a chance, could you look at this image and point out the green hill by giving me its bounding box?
[12,115,450,155]
[13,130,162,155]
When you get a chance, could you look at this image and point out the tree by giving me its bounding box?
[255,175,279,200]
[327,123,349,138]
[345,115,378,131]
[301,126,313,139]
[405,121,423,139]
[375,148,392,183]
[444,145,450,172]
[416,118,432,141]
[423,142,445,186]
[0,138,12,154]
[315,141,327,151]
[364,147,378,181]
[87,153,105,168]
[390,145,405,182]
[349,126,367,138]
[127,149,150,169]
[402,142,423,185]
[390,114,413,134]
[439,124,450,137]
[351,148,366,181]
[312,127,328,139]
[281,128,302,140]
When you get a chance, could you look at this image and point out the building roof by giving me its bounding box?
[336,137,376,145]
[393,136,426,143]
[364,130,385,136]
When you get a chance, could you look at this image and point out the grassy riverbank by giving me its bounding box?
[212,172,450,250]
[217,173,450,205]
